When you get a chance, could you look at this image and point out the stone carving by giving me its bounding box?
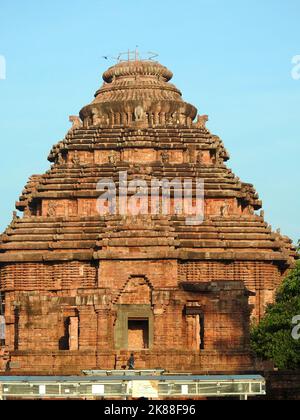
[134,105,145,122]
[194,114,209,129]
[57,153,64,165]
[179,114,186,125]
[161,151,169,164]
[47,202,57,217]
[91,109,101,126]
[170,112,180,125]
[69,116,82,132]
[24,207,31,217]
[108,153,117,165]
[196,151,204,164]
[220,202,229,217]
[72,151,81,166]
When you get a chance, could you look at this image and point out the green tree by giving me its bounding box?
[251,258,300,370]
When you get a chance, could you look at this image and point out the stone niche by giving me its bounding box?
[205,198,240,217]
[42,199,78,217]
[68,150,94,165]
[77,198,99,217]
[184,149,214,165]
[200,150,212,165]
[123,149,157,163]
[113,275,154,351]
[169,150,184,164]
[94,150,121,165]
[114,304,154,351]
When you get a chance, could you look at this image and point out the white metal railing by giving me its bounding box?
[0,375,266,399]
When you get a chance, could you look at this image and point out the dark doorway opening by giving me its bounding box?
[59,317,70,350]
[128,319,149,350]
[200,315,205,350]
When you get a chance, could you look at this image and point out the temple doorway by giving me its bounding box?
[128,319,149,350]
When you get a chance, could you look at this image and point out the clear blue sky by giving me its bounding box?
[0,0,299,243]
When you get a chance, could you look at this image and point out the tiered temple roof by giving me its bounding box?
[0,59,294,266]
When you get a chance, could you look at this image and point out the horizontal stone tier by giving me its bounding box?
[30,174,240,185]
[0,215,294,261]
[48,126,229,162]
[0,240,289,254]
[177,240,281,250]
[0,250,293,264]
[32,182,242,193]
[54,138,220,149]
[66,127,219,137]
[1,215,286,232]
[31,167,239,182]
[63,127,219,140]
[17,163,260,209]
[45,165,236,174]
[67,129,215,141]
[1,241,97,251]
[176,233,276,241]
[34,173,239,184]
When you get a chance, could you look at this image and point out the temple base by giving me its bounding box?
[1,349,254,376]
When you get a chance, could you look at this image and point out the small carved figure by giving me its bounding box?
[179,114,186,126]
[72,151,81,166]
[108,153,116,165]
[195,114,209,129]
[172,112,180,125]
[197,151,204,164]
[24,207,31,217]
[69,116,82,132]
[91,109,101,126]
[57,153,64,165]
[47,202,57,217]
[161,151,169,164]
[134,105,144,122]
[220,202,229,217]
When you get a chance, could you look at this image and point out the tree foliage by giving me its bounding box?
[251,257,300,370]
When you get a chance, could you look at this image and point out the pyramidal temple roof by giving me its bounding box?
[80,60,197,128]
[0,59,297,266]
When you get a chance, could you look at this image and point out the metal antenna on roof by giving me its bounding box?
[148,51,159,61]
[103,50,159,63]
[102,55,121,63]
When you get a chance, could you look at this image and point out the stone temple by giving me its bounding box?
[0,58,296,375]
